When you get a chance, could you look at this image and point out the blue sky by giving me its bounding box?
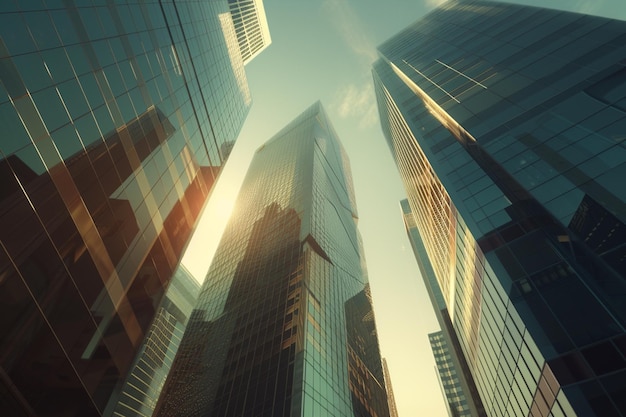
[183,1,626,415]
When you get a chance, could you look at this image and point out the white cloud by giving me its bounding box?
[332,81,379,129]
[573,0,600,14]
[424,0,447,7]
[321,0,378,64]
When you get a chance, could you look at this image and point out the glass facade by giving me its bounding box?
[155,102,390,417]
[430,330,474,417]
[111,265,200,417]
[0,0,264,415]
[401,199,486,417]
[374,1,626,416]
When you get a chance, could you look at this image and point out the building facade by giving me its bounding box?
[374,1,626,416]
[429,331,475,417]
[228,0,272,65]
[401,199,485,417]
[155,102,390,417]
[0,0,266,415]
[111,265,200,417]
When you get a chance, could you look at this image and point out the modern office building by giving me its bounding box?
[0,0,268,415]
[429,330,475,417]
[228,0,272,64]
[401,199,486,417]
[155,102,390,417]
[374,1,626,416]
[111,265,200,416]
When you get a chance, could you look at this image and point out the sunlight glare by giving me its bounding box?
[181,193,236,284]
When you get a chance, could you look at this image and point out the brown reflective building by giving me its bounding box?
[0,0,265,414]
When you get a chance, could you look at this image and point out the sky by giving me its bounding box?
[182,1,626,416]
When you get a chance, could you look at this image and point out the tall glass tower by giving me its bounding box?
[155,102,390,417]
[429,330,475,417]
[401,199,485,417]
[374,1,626,416]
[0,1,268,415]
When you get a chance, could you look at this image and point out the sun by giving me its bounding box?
[181,194,236,283]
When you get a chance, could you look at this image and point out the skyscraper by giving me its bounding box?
[401,199,485,417]
[374,1,626,416]
[155,102,390,417]
[429,330,475,417]
[0,1,268,415]
[228,0,272,65]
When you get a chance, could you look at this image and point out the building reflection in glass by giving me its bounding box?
[0,106,212,415]
[0,0,261,414]
[111,264,201,417]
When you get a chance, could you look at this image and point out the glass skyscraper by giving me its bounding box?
[429,330,475,417]
[155,102,390,417]
[374,1,626,416]
[401,199,485,417]
[0,0,267,415]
